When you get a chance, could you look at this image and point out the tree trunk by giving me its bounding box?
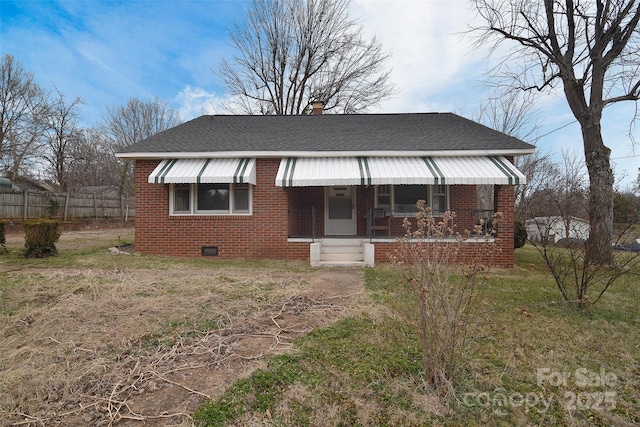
[581,121,614,265]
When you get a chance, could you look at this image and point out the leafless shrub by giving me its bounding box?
[393,200,501,399]
[529,220,640,310]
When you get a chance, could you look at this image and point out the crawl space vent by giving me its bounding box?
[201,246,219,256]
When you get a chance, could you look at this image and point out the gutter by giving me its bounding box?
[116,148,536,160]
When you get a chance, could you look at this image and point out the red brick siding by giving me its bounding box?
[134,159,517,267]
[373,184,516,268]
[135,159,308,260]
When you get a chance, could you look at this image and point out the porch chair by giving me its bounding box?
[371,208,391,236]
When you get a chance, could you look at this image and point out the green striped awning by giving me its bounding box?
[148,158,256,184]
[275,156,525,187]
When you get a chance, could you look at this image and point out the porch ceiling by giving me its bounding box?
[148,158,256,184]
[275,156,526,187]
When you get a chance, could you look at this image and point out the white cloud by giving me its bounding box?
[351,0,488,113]
[174,86,229,120]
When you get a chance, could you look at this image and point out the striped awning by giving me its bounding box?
[275,156,525,187]
[148,158,256,184]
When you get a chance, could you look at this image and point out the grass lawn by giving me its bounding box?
[194,244,639,426]
[1,230,637,426]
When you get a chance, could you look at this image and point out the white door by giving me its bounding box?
[325,186,356,235]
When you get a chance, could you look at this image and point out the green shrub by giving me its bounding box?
[23,219,61,258]
[514,220,527,249]
[0,222,5,254]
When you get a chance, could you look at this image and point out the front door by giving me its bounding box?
[325,186,356,235]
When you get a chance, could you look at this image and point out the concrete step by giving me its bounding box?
[320,238,363,246]
[318,260,367,267]
[310,239,373,268]
[321,252,364,262]
[319,239,364,263]
[320,245,363,254]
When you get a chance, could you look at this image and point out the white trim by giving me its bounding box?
[168,183,253,216]
[118,148,535,159]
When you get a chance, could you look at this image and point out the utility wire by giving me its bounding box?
[538,121,640,161]
[537,121,576,139]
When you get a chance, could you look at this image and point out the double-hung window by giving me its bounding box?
[170,183,252,215]
[375,184,449,215]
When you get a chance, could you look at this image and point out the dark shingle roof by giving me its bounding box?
[117,113,534,157]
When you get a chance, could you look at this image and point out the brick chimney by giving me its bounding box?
[311,100,325,115]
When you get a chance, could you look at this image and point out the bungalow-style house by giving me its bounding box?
[116,110,534,267]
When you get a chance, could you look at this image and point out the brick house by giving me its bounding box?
[116,111,534,267]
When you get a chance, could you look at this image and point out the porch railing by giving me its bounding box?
[289,207,317,241]
[472,209,495,235]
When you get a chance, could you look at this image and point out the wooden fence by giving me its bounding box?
[0,189,135,222]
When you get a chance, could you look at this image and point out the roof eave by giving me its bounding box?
[116,148,536,160]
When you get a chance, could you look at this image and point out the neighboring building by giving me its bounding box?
[0,176,57,193]
[525,216,590,243]
[77,186,121,198]
[116,111,534,267]
[0,176,18,191]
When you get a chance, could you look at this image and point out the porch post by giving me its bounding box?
[495,185,515,267]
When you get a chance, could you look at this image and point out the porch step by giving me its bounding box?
[318,238,365,266]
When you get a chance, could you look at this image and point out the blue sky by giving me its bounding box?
[1,0,638,188]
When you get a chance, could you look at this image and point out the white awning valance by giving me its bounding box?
[148,158,256,184]
[275,156,525,187]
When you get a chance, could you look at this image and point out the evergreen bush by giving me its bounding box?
[23,220,61,258]
[514,220,527,249]
[0,222,5,254]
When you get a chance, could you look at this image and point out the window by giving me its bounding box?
[432,184,447,213]
[376,184,449,215]
[198,184,229,212]
[376,185,391,214]
[393,185,428,214]
[170,183,251,215]
[173,184,191,213]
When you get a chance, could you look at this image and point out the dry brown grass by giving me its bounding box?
[0,229,364,426]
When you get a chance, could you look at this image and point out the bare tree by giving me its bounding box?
[471,0,640,264]
[43,89,83,191]
[473,91,542,216]
[474,90,540,142]
[218,0,394,115]
[525,150,638,308]
[527,150,590,219]
[64,129,121,192]
[0,54,51,178]
[101,97,181,196]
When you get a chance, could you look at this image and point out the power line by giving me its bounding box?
[611,154,640,160]
[537,121,576,139]
[538,122,640,161]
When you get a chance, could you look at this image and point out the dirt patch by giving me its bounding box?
[4,226,135,251]
[0,229,365,426]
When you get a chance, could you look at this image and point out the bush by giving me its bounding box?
[0,222,5,254]
[393,201,500,399]
[514,220,527,249]
[23,220,61,258]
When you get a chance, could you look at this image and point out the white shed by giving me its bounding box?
[525,216,590,243]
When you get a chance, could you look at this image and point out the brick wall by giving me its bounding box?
[134,159,517,267]
[373,184,516,268]
[135,158,308,260]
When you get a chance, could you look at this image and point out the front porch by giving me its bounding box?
[284,185,503,267]
[286,185,497,239]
